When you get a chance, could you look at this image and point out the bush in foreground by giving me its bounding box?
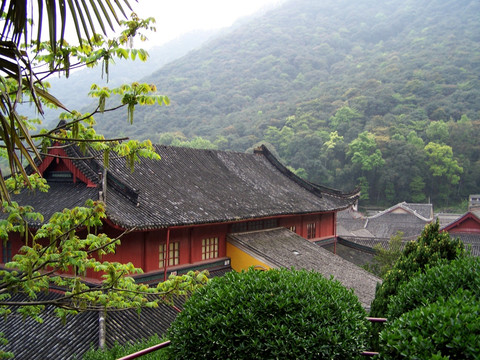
[378,257,480,358]
[379,289,480,359]
[386,256,480,320]
[166,268,369,360]
[370,221,465,318]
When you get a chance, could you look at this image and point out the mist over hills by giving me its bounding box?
[75,0,480,206]
[38,29,220,129]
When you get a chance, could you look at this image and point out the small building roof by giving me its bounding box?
[13,145,358,230]
[227,227,381,309]
[335,204,433,264]
[368,202,433,222]
[441,210,480,257]
[337,206,480,259]
[337,202,433,242]
[441,210,480,232]
[365,212,430,239]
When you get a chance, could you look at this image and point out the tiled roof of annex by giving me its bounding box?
[337,202,433,241]
[227,227,381,309]
[0,267,231,359]
[13,145,359,230]
[440,210,480,257]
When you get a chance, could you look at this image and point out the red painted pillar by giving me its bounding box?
[142,232,147,272]
[333,212,337,255]
[164,228,171,281]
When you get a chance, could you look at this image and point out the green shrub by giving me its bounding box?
[363,231,404,278]
[386,256,480,320]
[81,334,168,360]
[379,289,480,359]
[166,268,369,359]
[370,220,465,318]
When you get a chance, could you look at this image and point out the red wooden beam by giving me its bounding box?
[116,340,171,360]
[366,317,387,323]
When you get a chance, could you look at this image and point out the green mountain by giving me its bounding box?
[93,0,479,207]
[36,29,220,129]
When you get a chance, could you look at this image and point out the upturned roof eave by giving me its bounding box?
[256,145,360,200]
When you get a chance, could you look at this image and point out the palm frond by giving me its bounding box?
[1,0,134,51]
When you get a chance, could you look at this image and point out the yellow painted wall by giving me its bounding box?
[226,242,271,272]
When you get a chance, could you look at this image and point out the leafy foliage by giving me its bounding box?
[0,4,207,359]
[1,0,133,50]
[363,231,403,278]
[377,256,480,358]
[385,256,480,320]
[369,221,465,318]
[0,1,165,201]
[379,289,480,359]
[166,268,369,360]
[0,200,209,320]
[368,221,466,350]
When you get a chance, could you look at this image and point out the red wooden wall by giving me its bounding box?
[1,212,337,282]
[446,216,480,234]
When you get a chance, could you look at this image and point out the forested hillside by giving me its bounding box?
[94,0,480,208]
[36,29,219,129]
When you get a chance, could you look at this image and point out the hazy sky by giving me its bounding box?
[131,0,283,48]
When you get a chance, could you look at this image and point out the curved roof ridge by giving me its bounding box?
[368,201,432,222]
[256,144,360,200]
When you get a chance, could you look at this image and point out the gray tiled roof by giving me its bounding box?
[402,203,433,220]
[451,233,480,256]
[322,242,375,268]
[0,267,231,359]
[440,210,480,231]
[369,202,433,222]
[436,213,464,228]
[0,292,180,360]
[340,237,391,251]
[227,228,381,309]
[11,183,99,223]
[336,208,366,236]
[12,145,358,230]
[337,203,431,242]
[365,213,429,239]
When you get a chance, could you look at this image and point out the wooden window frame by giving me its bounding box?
[159,241,179,268]
[307,222,316,239]
[202,237,219,260]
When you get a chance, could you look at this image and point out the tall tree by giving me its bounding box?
[380,134,426,204]
[347,131,385,201]
[424,142,463,204]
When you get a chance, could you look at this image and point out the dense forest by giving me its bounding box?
[70,0,480,207]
